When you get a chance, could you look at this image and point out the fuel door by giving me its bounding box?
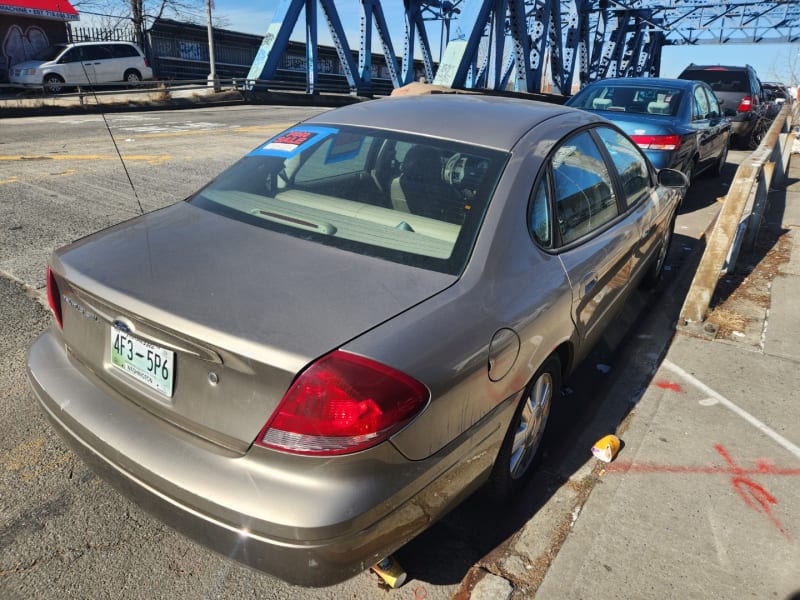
[488,328,521,382]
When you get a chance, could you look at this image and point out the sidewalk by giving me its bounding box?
[0,84,362,118]
[530,154,800,597]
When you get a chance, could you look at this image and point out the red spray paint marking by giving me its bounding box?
[607,445,799,538]
[654,380,683,392]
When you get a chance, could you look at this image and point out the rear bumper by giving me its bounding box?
[27,330,508,586]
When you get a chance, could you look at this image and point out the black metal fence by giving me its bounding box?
[65,18,408,95]
[68,27,137,43]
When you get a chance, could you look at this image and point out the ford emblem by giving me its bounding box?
[112,320,131,333]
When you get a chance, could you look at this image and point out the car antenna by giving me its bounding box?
[75,52,145,215]
[98,110,145,215]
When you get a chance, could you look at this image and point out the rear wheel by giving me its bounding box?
[124,69,142,86]
[641,215,675,289]
[488,355,561,501]
[683,158,695,185]
[709,143,728,178]
[43,74,64,94]
[748,117,769,150]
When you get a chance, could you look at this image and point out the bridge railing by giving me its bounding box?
[679,102,798,329]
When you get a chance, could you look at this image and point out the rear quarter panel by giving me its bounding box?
[345,112,595,461]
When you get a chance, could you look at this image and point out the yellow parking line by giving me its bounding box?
[131,122,291,139]
[0,176,19,184]
[0,154,171,161]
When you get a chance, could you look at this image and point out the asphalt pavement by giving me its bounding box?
[3,89,798,599]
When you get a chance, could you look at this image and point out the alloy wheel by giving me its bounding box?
[509,370,553,479]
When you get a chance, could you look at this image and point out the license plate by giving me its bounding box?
[110,329,175,397]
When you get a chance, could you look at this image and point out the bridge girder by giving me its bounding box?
[245,0,800,96]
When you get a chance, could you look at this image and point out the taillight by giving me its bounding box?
[47,267,63,329]
[257,350,429,456]
[630,134,682,151]
[738,96,753,112]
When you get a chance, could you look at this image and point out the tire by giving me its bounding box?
[43,74,64,94]
[709,143,728,178]
[487,355,561,501]
[683,158,695,185]
[641,215,675,289]
[748,117,769,150]
[124,70,142,86]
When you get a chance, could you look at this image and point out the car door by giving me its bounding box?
[536,128,640,346]
[593,127,662,281]
[691,84,716,171]
[80,45,114,84]
[57,47,90,84]
[701,85,729,161]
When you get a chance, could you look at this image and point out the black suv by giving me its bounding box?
[678,64,768,149]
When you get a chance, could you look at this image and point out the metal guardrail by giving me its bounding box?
[679,102,799,327]
[0,71,395,100]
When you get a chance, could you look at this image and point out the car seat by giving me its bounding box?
[647,94,671,115]
[390,145,463,222]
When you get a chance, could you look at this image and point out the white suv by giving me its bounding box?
[9,41,154,93]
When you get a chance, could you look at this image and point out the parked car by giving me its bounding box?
[677,63,768,149]
[566,77,731,185]
[9,41,153,93]
[762,81,793,118]
[27,94,687,587]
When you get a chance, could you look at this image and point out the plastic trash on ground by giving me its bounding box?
[591,434,621,463]
[371,555,407,588]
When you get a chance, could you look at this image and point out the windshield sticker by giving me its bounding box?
[248,126,338,157]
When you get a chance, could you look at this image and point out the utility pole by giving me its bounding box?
[206,0,220,92]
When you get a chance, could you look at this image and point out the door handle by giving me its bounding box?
[580,272,597,297]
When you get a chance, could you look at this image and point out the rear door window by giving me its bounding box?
[110,44,140,58]
[693,85,710,120]
[82,46,113,61]
[551,131,618,244]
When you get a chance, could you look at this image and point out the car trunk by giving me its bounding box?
[51,202,455,454]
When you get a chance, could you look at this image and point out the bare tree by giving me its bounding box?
[74,0,208,45]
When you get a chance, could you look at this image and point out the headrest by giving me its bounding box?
[647,101,671,115]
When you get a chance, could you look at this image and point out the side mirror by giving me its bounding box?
[658,168,690,189]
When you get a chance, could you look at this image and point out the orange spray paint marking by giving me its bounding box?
[655,380,683,392]
[607,444,797,539]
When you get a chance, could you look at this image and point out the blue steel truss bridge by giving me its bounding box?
[245,0,800,95]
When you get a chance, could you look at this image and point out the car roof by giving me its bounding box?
[582,77,697,89]
[681,64,754,72]
[64,41,135,47]
[304,93,581,150]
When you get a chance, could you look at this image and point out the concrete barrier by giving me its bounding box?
[679,103,798,327]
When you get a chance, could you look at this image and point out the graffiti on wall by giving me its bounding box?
[0,18,64,80]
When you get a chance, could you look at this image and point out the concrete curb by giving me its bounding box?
[0,87,369,119]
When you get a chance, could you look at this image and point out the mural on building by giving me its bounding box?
[0,0,78,82]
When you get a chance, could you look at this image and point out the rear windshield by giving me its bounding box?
[681,69,748,93]
[569,84,684,116]
[190,125,508,275]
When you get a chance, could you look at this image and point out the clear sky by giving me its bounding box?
[210,0,800,87]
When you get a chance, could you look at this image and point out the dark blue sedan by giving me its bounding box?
[566,77,731,185]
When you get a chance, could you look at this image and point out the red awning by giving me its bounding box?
[0,0,79,21]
